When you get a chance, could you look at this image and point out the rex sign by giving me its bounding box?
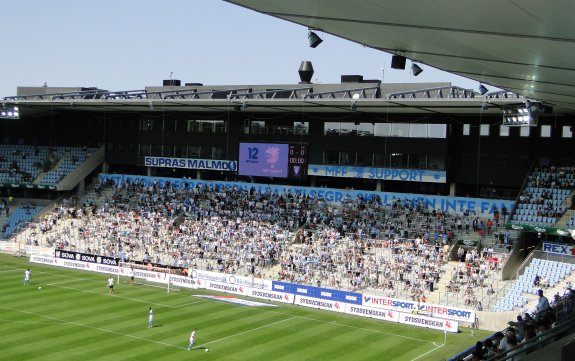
[542,242,575,257]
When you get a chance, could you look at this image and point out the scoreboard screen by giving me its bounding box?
[238,143,307,179]
[288,144,307,179]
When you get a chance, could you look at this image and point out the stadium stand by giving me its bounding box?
[511,166,575,227]
[0,145,97,187]
[0,203,42,239]
[493,258,575,311]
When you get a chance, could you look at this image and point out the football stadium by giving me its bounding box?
[1,1,575,361]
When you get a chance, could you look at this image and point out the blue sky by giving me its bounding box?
[0,0,486,98]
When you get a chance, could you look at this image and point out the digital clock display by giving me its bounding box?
[288,144,308,179]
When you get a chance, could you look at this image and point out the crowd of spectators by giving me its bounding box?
[513,165,575,225]
[15,177,506,304]
[461,286,575,361]
[446,247,505,308]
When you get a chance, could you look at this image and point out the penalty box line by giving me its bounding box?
[53,282,208,309]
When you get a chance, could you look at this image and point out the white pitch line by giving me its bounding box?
[173,300,209,308]
[0,318,66,325]
[1,265,85,280]
[48,284,175,308]
[410,342,444,361]
[47,279,84,286]
[197,316,297,348]
[0,305,187,351]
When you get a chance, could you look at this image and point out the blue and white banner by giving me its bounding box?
[98,174,514,216]
[144,157,237,172]
[542,242,575,257]
[307,164,446,183]
[272,281,362,305]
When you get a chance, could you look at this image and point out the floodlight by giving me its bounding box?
[241,101,248,111]
[479,84,489,95]
[308,31,323,48]
[502,105,538,127]
[0,105,20,119]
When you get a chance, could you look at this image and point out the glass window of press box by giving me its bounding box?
[138,144,223,158]
[323,151,445,170]
[324,122,446,138]
[243,120,309,135]
[140,119,226,133]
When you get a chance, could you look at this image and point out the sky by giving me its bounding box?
[0,0,487,98]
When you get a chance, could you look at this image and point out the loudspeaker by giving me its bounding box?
[391,55,406,70]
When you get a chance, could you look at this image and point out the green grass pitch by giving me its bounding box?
[0,254,491,361]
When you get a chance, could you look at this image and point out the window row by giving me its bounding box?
[463,124,573,138]
[323,151,445,170]
[137,144,225,159]
[324,122,447,138]
[139,119,226,133]
[243,121,309,135]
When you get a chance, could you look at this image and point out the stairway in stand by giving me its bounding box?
[426,260,459,305]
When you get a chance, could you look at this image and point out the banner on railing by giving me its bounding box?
[99,174,513,216]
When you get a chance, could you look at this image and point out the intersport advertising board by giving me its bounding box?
[362,293,475,323]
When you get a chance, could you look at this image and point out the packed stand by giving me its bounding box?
[25,179,306,275]
[19,177,501,299]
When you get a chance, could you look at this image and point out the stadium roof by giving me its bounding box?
[224,0,575,114]
[5,83,526,117]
